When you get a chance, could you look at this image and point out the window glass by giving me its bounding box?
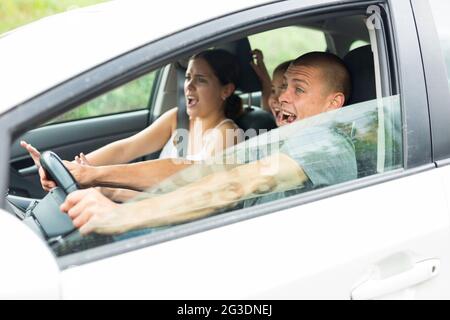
[48,71,157,124]
[51,95,403,256]
[249,26,327,77]
[429,0,450,90]
[349,40,369,51]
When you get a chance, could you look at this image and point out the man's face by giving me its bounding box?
[277,64,336,126]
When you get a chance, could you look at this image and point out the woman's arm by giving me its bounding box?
[97,187,143,203]
[62,153,307,234]
[84,107,177,166]
[21,107,177,190]
[70,157,195,190]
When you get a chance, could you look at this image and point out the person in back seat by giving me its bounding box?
[21,49,244,201]
[250,49,291,125]
[59,51,357,235]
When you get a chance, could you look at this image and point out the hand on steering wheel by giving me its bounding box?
[40,151,79,195]
[20,141,57,191]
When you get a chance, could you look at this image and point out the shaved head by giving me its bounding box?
[292,52,351,105]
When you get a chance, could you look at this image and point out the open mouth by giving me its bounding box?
[186,96,198,108]
[277,109,297,124]
[272,107,281,119]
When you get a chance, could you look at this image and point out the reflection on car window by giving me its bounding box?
[145,95,402,198]
[429,0,450,90]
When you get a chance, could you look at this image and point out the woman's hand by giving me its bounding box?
[75,152,91,166]
[63,159,97,188]
[21,140,96,190]
[20,140,57,191]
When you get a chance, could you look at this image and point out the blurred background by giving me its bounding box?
[0,0,326,122]
[0,0,106,34]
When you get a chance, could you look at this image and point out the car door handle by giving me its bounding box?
[18,165,38,176]
[351,259,440,300]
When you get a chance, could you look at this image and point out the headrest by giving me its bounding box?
[216,38,262,93]
[343,45,376,105]
[234,107,277,134]
[176,38,262,94]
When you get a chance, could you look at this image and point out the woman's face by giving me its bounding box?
[268,70,285,126]
[184,58,225,119]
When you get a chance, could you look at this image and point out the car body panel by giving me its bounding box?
[0,209,60,299]
[59,167,450,299]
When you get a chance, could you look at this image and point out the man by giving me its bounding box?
[60,51,357,235]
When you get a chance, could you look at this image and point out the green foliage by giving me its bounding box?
[249,26,327,77]
[0,0,106,35]
[49,72,156,124]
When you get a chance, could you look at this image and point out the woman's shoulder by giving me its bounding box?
[210,118,244,145]
[216,118,240,131]
[160,107,179,133]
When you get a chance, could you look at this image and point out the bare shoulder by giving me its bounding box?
[159,107,178,133]
[218,119,240,131]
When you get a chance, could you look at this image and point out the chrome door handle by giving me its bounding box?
[351,259,440,300]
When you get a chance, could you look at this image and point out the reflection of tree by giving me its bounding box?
[332,103,403,178]
[333,110,379,178]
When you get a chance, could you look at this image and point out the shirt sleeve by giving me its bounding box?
[280,126,357,188]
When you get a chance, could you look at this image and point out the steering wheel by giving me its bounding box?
[40,151,79,194]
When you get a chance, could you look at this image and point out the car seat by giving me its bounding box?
[343,45,378,178]
[343,45,376,105]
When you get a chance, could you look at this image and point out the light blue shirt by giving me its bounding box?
[242,125,357,207]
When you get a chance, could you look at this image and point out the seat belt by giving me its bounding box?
[175,63,189,158]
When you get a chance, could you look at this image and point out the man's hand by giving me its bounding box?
[20,140,56,191]
[60,188,127,235]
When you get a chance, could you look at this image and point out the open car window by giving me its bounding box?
[51,94,402,257]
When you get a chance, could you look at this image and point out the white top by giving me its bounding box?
[159,118,242,161]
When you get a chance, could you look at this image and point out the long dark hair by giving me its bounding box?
[190,49,243,120]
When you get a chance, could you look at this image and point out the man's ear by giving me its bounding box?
[327,92,345,110]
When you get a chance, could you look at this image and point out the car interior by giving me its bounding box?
[5,11,399,257]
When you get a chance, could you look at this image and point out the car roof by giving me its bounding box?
[0,0,271,115]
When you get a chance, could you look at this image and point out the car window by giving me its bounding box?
[145,95,402,200]
[249,26,327,77]
[46,15,403,259]
[47,70,158,124]
[429,0,450,90]
[350,40,369,51]
[51,94,402,257]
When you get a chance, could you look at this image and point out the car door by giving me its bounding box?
[54,0,450,299]
[2,0,450,299]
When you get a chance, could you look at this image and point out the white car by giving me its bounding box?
[1,0,450,299]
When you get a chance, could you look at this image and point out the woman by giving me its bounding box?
[21,49,244,199]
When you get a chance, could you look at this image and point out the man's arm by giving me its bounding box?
[63,153,307,235]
